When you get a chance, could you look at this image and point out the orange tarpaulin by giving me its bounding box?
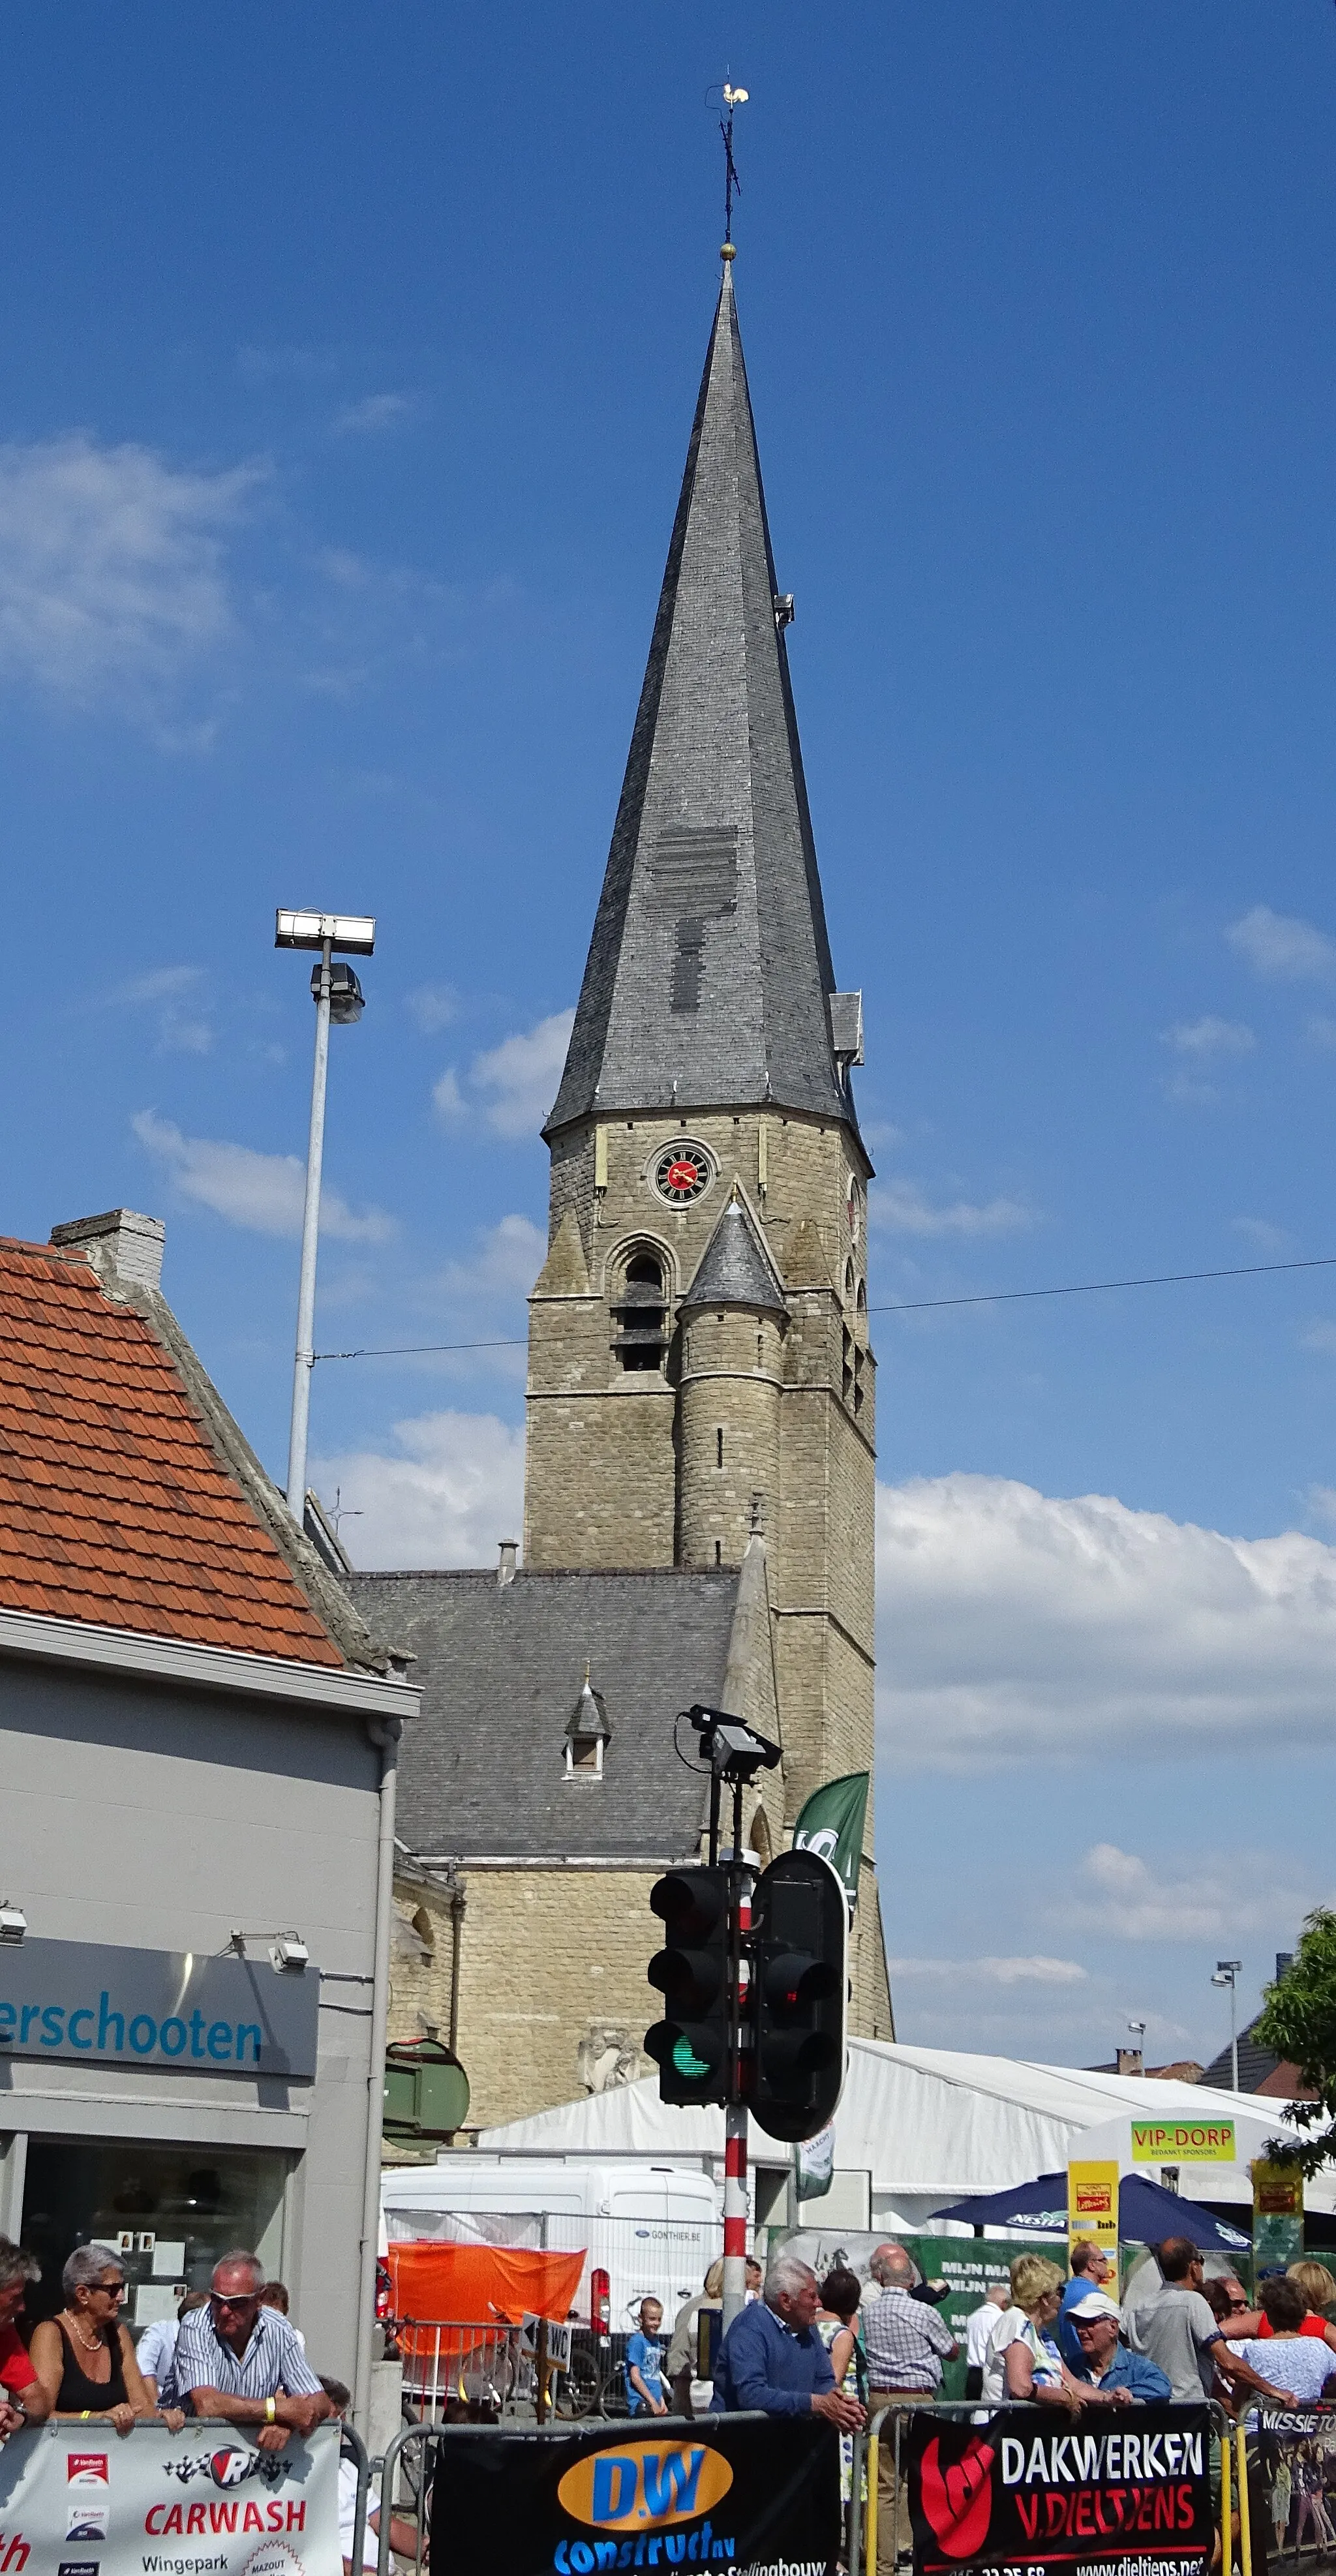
[386,2240,586,2366]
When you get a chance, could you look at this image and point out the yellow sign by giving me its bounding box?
[1067,2159,1120,2260]
[1130,2119,1236,2164]
[556,2444,734,2532]
[1252,2157,1303,2217]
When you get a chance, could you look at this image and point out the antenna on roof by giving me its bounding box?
[718,78,748,260]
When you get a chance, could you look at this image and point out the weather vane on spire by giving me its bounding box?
[719,79,748,260]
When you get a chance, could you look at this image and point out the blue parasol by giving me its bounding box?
[930,2168,1251,2252]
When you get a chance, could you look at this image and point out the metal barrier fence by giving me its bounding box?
[371,2393,1279,2576]
[846,2397,1238,2576]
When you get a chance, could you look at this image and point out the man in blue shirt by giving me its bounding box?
[1067,2293,1172,2402]
[711,2256,864,2426]
[1057,2241,1117,2369]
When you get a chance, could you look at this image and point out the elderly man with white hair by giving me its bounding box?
[710,2254,865,2427]
[862,2244,959,2576]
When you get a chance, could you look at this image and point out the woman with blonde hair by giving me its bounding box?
[980,2255,1088,2414]
[666,2257,727,2417]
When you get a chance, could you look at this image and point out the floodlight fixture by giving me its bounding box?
[275,910,376,956]
[313,962,365,1025]
[0,1898,27,1945]
[272,1932,310,1972]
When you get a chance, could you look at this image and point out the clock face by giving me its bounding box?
[654,1144,712,1205]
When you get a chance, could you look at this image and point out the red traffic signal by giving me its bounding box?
[750,1849,848,2144]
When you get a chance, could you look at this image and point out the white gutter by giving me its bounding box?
[354,1714,400,2434]
[0,1605,418,1721]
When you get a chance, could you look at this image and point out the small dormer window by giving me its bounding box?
[564,1667,611,1780]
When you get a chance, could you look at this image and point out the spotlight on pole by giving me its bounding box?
[275,908,376,1516]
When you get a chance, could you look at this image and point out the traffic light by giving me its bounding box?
[750,1849,847,2143]
[645,1866,732,2105]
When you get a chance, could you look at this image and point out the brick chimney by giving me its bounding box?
[50,1208,166,1292]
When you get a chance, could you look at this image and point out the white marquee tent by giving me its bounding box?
[477,2038,1336,2228]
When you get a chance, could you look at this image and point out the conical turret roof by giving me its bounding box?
[546,265,862,1147]
[680,1191,787,1317]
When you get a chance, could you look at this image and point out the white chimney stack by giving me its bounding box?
[50,1208,166,1292]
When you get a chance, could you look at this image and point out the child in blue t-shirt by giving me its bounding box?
[624,2298,669,2415]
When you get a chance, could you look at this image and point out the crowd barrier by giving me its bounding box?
[393,2394,1252,2576]
[846,2396,1228,2576]
[0,2416,364,2576]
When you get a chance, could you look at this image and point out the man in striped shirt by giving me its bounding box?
[174,2250,333,2453]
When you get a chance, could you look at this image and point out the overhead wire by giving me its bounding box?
[311,1249,1336,1361]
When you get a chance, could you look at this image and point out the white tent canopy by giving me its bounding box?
[478,2038,1336,2223]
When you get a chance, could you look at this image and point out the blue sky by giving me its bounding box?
[8,1,1336,2073]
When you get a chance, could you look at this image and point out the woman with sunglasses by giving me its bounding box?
[29,2245,159,2435]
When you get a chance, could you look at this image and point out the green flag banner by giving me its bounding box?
[791,1772,870,1909]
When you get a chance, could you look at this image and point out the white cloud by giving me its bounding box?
[1299,1321,1336,1354]
[1305,1016,1336,1050]
[132,1108,395,1242]
[1067,1842,1318,1944]
[435,1008,576,1141]
[0,433,258,717]
[1227,905,1336,982]
[1232,1217,1293,1254]
[332,393,416,435]
[877,1471,1336,1770]
[431,1067,467,1124]
[111,964,213,1055]
[406,984,458,1035]
[1163,1017,1254,1059]
[441,1213,546,1301]
[309,1409,525,1569]
[873,1181,1032,1237]
[889,1956,1088,1987]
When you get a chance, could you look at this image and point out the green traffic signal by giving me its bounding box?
[645,1864,732,2107]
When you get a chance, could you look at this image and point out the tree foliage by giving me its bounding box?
[1253,1909,1336,2174]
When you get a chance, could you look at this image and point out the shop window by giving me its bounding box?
[22,2138,289,2335]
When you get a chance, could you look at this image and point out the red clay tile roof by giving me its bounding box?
[0,1237,344,1666]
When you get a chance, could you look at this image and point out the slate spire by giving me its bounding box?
[546,265,860,1142]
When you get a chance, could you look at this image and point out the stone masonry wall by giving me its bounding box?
[389,1866,662,2130]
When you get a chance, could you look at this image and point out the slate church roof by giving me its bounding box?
[346,1566,742,1860]
[545,263,860,1145]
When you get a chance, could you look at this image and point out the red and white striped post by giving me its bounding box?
[722,2104,749,2327]
[722,1866,753,2329]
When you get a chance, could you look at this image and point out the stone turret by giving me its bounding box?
[676,1192,786,1570]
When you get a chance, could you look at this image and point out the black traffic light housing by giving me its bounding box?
[645,1866,733,2106]
[750,1848,848,2143]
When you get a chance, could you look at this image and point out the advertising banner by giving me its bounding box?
[0,2420,341,2576]
[1129,2121,1235,2166]
[907,2404,1213,2576]
[1067,2162,1120,2265]
[432,2413,842,2576]
[1251,2158,1304,2271]
[1254,2404,1336,2552]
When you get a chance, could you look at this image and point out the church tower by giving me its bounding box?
[524,260,887,2028]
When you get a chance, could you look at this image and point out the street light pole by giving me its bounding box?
[275,908,376,1519]
[288,935,333,1511]
[1211,1960,1243,2093]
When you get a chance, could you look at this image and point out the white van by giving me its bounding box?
[380,2154,721,2335]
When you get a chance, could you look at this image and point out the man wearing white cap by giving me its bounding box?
[1068,2292,1172,2402]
